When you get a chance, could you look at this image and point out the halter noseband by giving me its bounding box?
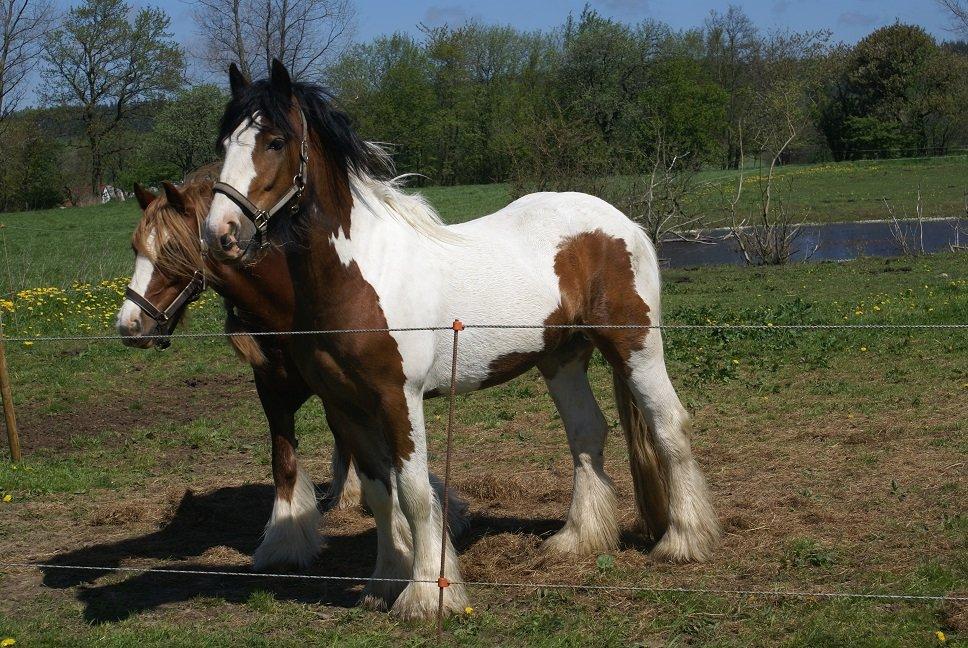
[125,270,206,348]
[212,108,310,250]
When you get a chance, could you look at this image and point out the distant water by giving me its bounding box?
[661,218,968,268]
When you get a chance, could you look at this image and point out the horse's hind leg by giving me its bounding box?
[615,332,719,562]
[323,432,364,510]
[539,345,619,555]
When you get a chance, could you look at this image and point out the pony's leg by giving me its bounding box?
[539,349,619,555]
[322,432,364,510]
[358,473,413,610]
[338,457,364,509]
[390,389,468,620]
[325,407,412,610]
[252,373,321,571]
[618,332,719,562]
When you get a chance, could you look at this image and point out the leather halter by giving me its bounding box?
[125,270,206,347]
[212,108,310,251]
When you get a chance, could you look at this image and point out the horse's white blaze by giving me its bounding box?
[116,230,157,331]
[207,118,259,241]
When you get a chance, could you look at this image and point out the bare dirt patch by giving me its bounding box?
[16,367,253,454]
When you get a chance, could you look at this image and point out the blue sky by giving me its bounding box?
[123,0,955,53]
[37,0,956,89]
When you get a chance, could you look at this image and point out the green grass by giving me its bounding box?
[689,154,968,225]
[0,173,964,645]
[1,154,965,290]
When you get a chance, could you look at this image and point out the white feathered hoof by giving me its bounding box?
[650,520,719,563]
[390,580,469,620]
[650,492,720,563]
[542,459,619,555]
[252,469,323,571]
[542,519,618,556]
[361,551,411,611]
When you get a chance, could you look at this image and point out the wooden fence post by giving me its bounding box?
[0,313,21,462]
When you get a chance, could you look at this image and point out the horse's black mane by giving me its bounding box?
[217,79,391,182]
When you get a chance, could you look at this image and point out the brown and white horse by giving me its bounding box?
[203,60,719,618]
[115,178,369,569]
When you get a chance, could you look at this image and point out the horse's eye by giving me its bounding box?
[268,138,285,151]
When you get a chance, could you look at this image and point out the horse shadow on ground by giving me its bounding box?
[39,483,637,623]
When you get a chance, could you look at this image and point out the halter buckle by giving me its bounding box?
[253,210,271,232]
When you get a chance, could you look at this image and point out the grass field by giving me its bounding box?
[0,156,966,287]
[422,155,968,225]
[0,190,968,646]
[0,165,965,645]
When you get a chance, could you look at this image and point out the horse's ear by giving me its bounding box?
[162,181,186,213]
[228,63,249,98]
[270,58,292,97]
[133,183,157,211]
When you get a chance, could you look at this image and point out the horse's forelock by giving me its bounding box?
[133,180,213,280]
[216,78,390,181]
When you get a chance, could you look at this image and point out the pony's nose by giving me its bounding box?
[119,316,142,337]
[219,232,238,253]
[216,219,240,254]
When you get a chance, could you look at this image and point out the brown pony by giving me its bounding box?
[117,178,362,569]
[117,179,465,569]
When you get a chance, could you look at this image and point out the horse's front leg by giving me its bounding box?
[252,370,318,571]
[390,387,468,619]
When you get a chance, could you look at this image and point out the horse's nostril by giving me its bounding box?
[220,233,237,252]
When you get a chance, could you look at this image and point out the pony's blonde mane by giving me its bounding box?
[132,179,214,280]
[352,143,461,243]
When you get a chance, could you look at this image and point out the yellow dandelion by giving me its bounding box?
[2,494,11,503]
[22,341,32,347]
[936,630,946,643]
[860,347,867,352]
[0,637,15,647]
[464,606,474,615]
[732,359,740,365]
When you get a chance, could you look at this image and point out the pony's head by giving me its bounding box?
[204,59,386,262]
[116,181,212,348]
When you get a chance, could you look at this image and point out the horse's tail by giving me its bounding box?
[611,371,670,542]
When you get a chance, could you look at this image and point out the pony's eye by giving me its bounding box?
[268,138,285,151]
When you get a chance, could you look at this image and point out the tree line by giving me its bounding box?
[0,0,966,213]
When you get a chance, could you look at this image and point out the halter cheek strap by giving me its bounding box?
[212,109,310,247]
[125,270,206,332]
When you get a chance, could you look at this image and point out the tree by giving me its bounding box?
[41,0,184,193]
[937,0,968,35]
[0,0,52,133]
[815,24,961,159]
[133,85,227,184]
[704,5,760,168]
[327,33,437,177]
[0,110,65,211]
[194,0,355,81]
